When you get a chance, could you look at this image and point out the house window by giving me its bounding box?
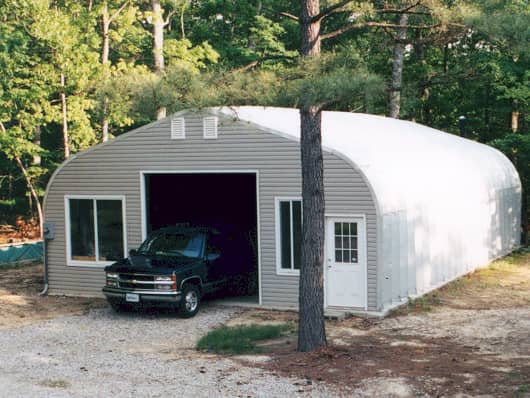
[276,198,302,273]
[66,196,126,266]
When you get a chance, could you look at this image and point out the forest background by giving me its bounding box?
[0,0,528,243]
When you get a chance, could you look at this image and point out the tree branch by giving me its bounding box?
[163,9,177,27]
[108,1,129,25]
[321,21,446,41]
[0,121,6,133]
[263,7,299,21]
[311,0,355,22]
[233,54,298,72]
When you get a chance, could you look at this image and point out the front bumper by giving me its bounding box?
[102,287,182,305]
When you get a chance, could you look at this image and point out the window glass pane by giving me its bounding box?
[334,222,341,235]
[351,237,358,250]
[280,201,291,269]
[343,222,350,235]
[292,201,302,270]
[335,250,342,262]
[97,200,124,261]
[343,236,350,249]
[70,199,95,261]
[343,249,350,263]
[351,250,358,263]
[335,236,342,249]
[350,222,357,235]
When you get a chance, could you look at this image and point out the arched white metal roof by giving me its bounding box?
[217,106,520,215]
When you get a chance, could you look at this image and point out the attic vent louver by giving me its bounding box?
[171,117,185,139]
[203,116,218,139]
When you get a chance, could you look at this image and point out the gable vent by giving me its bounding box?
[203,116,218,139]
[171,117,185,139]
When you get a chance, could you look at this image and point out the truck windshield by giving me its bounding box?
[137,232,205,258]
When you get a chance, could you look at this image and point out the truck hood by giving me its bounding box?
[104,255,201,274]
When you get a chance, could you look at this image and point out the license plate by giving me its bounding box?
[125,293,139,303]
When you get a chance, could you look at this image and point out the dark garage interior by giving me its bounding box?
[145,173,258,300]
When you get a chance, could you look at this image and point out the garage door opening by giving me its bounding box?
[144,172,259,303]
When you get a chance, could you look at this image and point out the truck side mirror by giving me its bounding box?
[206,247,220,261]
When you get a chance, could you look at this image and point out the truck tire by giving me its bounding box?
[179,284,201,318]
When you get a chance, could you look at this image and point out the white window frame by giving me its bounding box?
[64,195,127,267]
[275,197,302,275]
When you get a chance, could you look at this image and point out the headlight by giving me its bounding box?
[155,275,177,290]
[107,272,119,279]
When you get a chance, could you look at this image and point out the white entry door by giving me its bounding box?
[326,217,367,309]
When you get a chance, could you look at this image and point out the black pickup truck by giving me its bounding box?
[102,225,250,317]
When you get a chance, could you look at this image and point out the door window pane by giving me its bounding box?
[334,222,359,264]
[292,201,302,270]
[70,199,95,261]
[97,200,124,261]
[280,201,292,269]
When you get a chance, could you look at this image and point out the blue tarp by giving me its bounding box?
[0,241,43,264]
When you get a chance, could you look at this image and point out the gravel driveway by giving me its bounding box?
[0,304,337,398]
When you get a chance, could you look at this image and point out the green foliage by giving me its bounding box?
[196,323,290,355]
[0,0,528,232]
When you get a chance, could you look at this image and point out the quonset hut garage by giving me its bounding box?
[43,106,522,315]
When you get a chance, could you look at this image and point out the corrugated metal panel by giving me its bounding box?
[44,110,379,311]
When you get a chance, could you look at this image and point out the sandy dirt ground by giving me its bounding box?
[1,253,529,397]
[0,263,106,330]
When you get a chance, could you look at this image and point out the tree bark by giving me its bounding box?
[102,97,109,142]
[101,1,110,64]
[101,2,110,142]
[14,156,43,239]
[298,0,327,353]
[60,73,70,159]
[511,111,519,133]
[101,1,127,142]
[388,13,408,119]
[32,126,41,165]
[152,0,166,120]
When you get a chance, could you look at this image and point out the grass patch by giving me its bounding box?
[197,323,291,355]
[40,379,70,389]
[516,383,529,397]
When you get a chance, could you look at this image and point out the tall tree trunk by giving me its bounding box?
[511,111,519,133]
[60,73,70,159]
[14,156,43,238]
[100,1,127,142]
[33,126,41,165]
[298,0,327,353]
[102,97,109,142]
[388,13,408,119]
[101,1,110,65]
[101,2,110,142]
[152,0,166,120]
[179,2,186,39]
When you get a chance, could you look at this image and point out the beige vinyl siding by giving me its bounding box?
[44,110,379,311]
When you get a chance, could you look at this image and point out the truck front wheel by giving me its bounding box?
[179,284,201,318]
